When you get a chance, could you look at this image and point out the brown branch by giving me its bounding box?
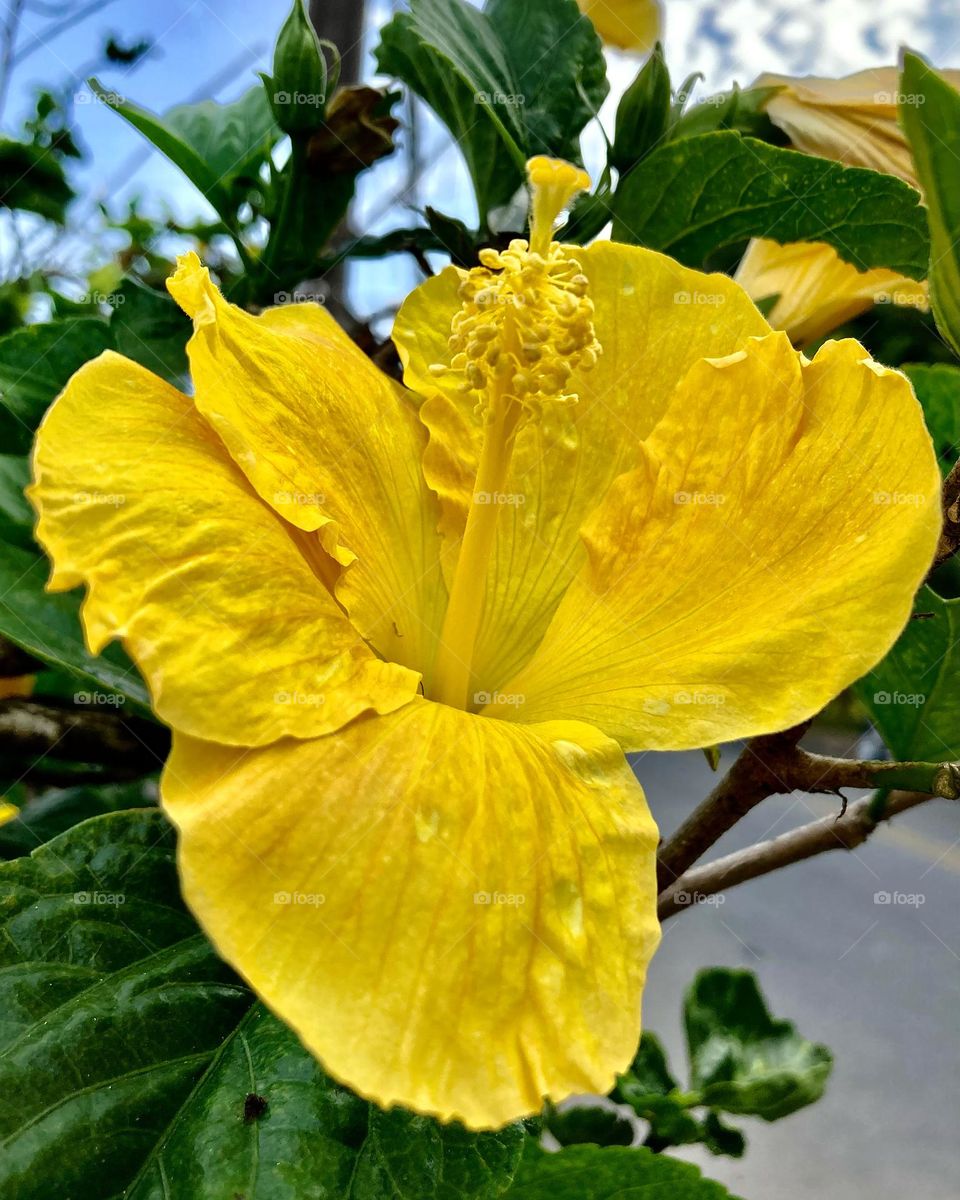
[0,698,169,779]
[656,727,960,891]
[932,458,960,570]
[658,789,948,919]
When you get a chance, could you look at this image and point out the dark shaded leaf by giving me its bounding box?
[501,1140,737,1199]
[0,542,150,710]
[0,319,113,454]
[110,277,190,385]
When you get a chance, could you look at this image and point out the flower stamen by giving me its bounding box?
[431,157,599,710]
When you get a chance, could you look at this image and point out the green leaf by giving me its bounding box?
[376,0,606,221]
[376,0,524,218]
[0,319,114,454]
[611,42,671,172]
[611,1033,709,1153]
[899,54,960,357]
[857,586,960,760]
[501,1141,737,1199]
[0,779,157,859]
[545,1104,634,1148]
[0,809,526,1198]
[0,541,150,709]
[0,809,250,1197]
[612,131,929,278]
[669,85,784,143]
[903,363,960,476]
[685,968,832,1121]
[109,276,190,385]
[0,138,74,222]
[163,85,278,199]
[0,455,33,548]
[485,0,607,164]
[90,82,276,227]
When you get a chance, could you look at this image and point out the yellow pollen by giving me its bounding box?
[431,157,599,712]
[430,156,600,423]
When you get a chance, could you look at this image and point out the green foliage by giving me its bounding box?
[0,779,157,859]
[611,43,671,172]
[903,363,960,476]
[613,132,929,277]
[899,54,960,358]
[0,454,33,548]
[0,137,74,222]
[858,586,960,760]
[501,1140,737,1199]
[109,277,190,385]
[0,542,150,709]
[0,319,114,454]
[612,969,832,1158]
[0,809,527,1200]
[685,969,832,1121]
[90,81,278,241]
[376,0,606,221]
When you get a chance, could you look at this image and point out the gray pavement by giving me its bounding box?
[633,741,960,1199]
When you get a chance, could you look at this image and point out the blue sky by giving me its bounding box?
[4,0,960,314]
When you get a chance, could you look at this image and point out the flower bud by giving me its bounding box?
[265,0,331,135]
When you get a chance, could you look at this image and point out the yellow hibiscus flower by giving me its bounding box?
[29,157,940,1129]
[737,66,960,344]
[577,0,661,52]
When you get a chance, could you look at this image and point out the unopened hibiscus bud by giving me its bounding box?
[265,0,332,135]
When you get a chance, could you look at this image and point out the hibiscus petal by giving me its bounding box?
[394,244,769,697]
[577,0,661,52]
[162,701,660,1128]
[167,254,446,679]
[737,237,928,346]
[486,334,941,749]
[30,351,418,745]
